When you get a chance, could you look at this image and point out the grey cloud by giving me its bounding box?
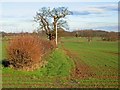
[96,4,118,11]
[94,25,118,32]
[72,10,102,16]
[72,11,91,15]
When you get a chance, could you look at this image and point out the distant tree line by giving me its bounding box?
[72,30,119,41]
[1,29,119,41]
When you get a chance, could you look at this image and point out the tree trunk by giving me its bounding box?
[48,33,52,40]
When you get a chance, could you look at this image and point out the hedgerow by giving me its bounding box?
[7,35,53,71]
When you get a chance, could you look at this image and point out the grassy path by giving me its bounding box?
[2,46,75,88]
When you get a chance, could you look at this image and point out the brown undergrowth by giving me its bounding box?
[7,35,54,71]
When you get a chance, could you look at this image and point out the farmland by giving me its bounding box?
[1,37,119,88]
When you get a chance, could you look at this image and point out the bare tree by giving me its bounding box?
[34,7,72,40]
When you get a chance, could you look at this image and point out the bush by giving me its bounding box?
[7,35,53,71]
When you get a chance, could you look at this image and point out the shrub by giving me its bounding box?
[7,35,53,71]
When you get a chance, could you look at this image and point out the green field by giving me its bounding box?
[1,37,119,88]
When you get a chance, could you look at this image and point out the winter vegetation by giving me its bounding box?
[1,5,119,88]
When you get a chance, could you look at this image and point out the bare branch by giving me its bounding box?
[34,7,72,40]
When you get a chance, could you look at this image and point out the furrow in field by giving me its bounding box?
[62,44,96,79]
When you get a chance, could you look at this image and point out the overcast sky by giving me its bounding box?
[0,1,118,32]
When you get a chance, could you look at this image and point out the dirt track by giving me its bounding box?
[61,44,96,79]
